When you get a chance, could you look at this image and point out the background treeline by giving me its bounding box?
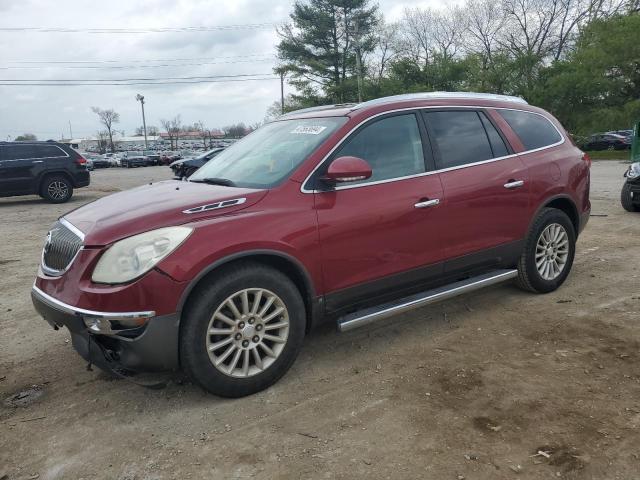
[274,0,640,136]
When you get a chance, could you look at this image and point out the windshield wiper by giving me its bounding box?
[190,177,236,187]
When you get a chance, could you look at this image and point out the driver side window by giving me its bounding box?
[334,113,426,185]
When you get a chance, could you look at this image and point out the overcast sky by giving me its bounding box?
[0,0,459,141]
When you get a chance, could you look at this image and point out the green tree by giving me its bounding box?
[533,13,640,134]
[14,133,37,141]
[276,0,379,103]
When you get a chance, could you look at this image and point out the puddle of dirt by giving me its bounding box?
[3,386,45,408]
[535,444,585,472]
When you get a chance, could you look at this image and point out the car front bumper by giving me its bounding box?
[31,285,180,372]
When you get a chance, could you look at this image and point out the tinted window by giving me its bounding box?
[425,111,493,169]
[499,110,562,150]
[479,112,509,158]
[1,144,67,160]
[334,114,426,184]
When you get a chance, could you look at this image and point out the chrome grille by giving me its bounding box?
[42,221,83,275]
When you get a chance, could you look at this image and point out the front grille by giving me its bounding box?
[42,221,83,274]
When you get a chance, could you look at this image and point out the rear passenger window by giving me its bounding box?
[498,110,562,150]
[34,145,67,158]
[334,113,426,184]
[424,111,494,169]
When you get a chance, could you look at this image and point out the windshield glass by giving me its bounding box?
[189,117,346,188]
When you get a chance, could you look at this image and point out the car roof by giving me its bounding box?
[280,92,529,120]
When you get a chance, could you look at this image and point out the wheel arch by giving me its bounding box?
[176,250,320,333]
[532,194,580,236]
[38,170,75,191]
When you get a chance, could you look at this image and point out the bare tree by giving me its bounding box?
[95,130,109,154]
[160,115,182,150]
[91,107,120,152]
[368,20,401,81]
[399,7,435,67]
[431,7,465,61]
[462,0,506,61]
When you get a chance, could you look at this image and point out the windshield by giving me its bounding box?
[189,117,346,188]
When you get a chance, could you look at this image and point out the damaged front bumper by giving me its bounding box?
[31,285,180,372]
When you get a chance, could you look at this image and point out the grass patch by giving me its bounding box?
[585,149,631,161]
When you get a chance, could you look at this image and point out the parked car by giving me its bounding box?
[120,155,148,168]
[145,154,161,166]
[169,148,225,179]
[621,162,640,212]
[607,129,633,138]
[581,133,631,150]
[91,157,112,169]
[0,141,90,203]
[32,92,590,397]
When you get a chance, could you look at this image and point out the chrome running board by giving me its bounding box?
[337,269,518,332]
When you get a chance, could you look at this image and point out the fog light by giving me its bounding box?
[83,316,149,335]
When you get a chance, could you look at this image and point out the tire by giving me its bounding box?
[40,175,73,203]
[621,183,639,212]
[516,208,576,294]
[180,262,306,397]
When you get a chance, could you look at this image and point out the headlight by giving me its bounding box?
[627,163,640,179]
[92,226,192,284]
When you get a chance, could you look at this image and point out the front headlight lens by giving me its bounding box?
[628,163,640,179]
[92,226,192,284]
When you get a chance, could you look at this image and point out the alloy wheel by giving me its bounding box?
[47,181,69,200]
[535,223,569,280]
[205,288,289,378]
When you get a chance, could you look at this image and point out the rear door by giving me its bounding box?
[422,109,531,270]
[310,112,446,312]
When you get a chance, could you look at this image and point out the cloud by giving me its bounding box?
[0,0,455,139]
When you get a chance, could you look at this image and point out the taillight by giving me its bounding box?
[581,152,591,168]
[75,155,87,166]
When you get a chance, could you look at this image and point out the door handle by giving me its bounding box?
[414,198,440,209]
[503,180,524,189]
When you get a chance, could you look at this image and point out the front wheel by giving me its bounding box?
[516,208,576,293]
[621,183,639,212]
[180,263,306,397]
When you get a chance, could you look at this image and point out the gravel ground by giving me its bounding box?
[1,161,639,480]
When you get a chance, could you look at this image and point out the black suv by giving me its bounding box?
[0,141,90,203]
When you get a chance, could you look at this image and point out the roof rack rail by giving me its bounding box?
[281,103,357,117]
[351,92,528,110]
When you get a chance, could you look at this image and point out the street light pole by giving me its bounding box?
[136,94,148,151]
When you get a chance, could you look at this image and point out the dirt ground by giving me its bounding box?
[1,161,639,480]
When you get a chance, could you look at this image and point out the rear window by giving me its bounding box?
[498,110,562,151]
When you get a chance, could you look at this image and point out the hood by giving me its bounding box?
[64,180,267,245]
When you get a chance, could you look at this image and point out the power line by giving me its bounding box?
[4,53,274,64]
[2,73,275,82]
[0,23,279,34]
[0,59,276,70]
[0,77,279,86]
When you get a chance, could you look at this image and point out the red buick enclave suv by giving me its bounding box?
[32,92,591,397]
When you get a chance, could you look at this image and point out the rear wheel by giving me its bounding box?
[40,175,73,203]
[517,208,576,293]
[621,183,639,212]
[180,263,305,397]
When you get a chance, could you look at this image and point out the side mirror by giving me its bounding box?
[323,156,372,184]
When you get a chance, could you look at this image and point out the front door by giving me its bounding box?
[309,112,446,312]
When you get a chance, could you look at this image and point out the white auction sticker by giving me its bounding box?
[290,125,327,135]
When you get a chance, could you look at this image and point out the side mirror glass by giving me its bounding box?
[323,156,372,184]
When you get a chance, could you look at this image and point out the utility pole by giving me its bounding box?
[136,94,148,151]
[280,71,285,114]
[353,19,363,103]
[68,120,73,139]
